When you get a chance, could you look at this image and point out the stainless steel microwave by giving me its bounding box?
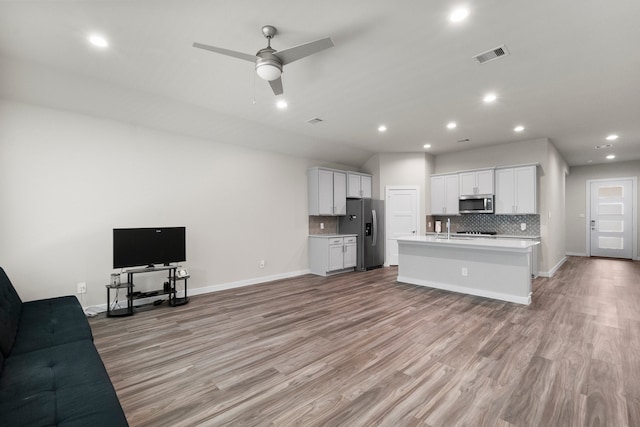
[459,195,494,213]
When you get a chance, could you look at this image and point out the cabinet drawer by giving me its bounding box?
[328,238,344,245]
[344,236,357,244]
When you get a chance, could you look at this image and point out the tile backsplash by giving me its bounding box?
[308,216,338,235]
[427,214,540,236]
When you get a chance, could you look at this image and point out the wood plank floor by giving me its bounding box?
[90,256,640,426]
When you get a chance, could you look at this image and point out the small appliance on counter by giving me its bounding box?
[337,199,385,271]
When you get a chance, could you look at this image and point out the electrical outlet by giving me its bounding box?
[77,282,87,294]
[520,223,527,231]
[320,222,324,230]
[259,260,265,269]
[461,268,468,277]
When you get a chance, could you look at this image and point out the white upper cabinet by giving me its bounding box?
[495,165,537,214]
[431,174,459,215]
[347,172,372,198]
[309,167,347,216]
[459,169,494,196]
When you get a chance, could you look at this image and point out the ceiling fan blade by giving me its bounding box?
[276,37,334,65]
[192,42,256,62]
[269,77,283,96]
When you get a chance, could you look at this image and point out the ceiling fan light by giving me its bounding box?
[256,62,282,81]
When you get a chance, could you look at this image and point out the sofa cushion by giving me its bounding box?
[10,296,93,356]
[0,340,128,426]
[0,267,23,357]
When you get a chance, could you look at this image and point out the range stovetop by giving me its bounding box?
[457,231,497,235]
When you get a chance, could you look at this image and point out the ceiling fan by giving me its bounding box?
[193,25,334,96]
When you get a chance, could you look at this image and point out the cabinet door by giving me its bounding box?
[459,172,477,196]
[333,172,347,215]
[514,166,536,214]
[317,169,335,215]
[343,243,357,268]
[495,168,515,214]
[476,170,494,194]
[444,174,460,215]
[361,175,372,198]
[430,176,445,214]
[347,173,361,198]
[328,244,345,271]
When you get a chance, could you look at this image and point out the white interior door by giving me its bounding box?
[589,179,633,259]
[386,186,419,265]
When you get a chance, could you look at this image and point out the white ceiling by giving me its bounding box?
[1,0,639,167]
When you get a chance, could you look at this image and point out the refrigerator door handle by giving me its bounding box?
[372,209,378,246]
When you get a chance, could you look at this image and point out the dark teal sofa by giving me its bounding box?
[0,267,128,426]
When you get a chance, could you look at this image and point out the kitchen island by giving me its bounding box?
[397,235,540,305]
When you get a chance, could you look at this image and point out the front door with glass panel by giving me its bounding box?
[589,179,633,259]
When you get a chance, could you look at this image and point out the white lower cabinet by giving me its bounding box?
[309,235,357,276]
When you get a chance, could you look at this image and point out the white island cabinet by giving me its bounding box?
[309,235,357,276]
[397,236,539,305]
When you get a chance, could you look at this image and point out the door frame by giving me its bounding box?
[385,185,421,266]
[585,177,638,260]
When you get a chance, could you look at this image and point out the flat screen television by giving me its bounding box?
[113,227,186,269]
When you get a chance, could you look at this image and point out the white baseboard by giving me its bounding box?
[188,269,310,296]
[565,252,587,257]
[538,256,567,278]
[83,269,311,314]
[397,275,531,305]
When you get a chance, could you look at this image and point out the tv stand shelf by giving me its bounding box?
[106,265,189,317]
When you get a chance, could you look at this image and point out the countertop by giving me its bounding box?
[308,234,358,238]
[425,232,541,239]
[398,235,540,251]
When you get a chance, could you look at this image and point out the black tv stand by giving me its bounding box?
[106,265,189,317]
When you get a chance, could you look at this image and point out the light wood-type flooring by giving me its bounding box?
[90,256,640,426]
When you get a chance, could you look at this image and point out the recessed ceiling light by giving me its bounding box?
[483,93,497,103]
[449,7,470,23]
[514,125,525,132]
[423,144,432,149]
[446,122,457,129]
[378,125,387,132]
[606,154,616,160]
[276,99,288,109]
[606,134,619,141]
[88,34,108,48]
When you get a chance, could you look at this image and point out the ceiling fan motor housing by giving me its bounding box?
[255,48,282,81]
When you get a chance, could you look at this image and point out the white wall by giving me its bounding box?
[566,160,640,258]
[545,143,569,271]
[0,100,317,307]
[362,152,432,232]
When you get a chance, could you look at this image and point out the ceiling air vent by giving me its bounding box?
[457,138,471,143]
[306,117,324,125]
[473,45,509,64]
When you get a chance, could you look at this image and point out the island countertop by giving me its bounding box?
[397,235,539,252]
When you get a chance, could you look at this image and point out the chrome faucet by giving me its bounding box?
[447,218,451,239]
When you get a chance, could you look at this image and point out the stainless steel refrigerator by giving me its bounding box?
[338,199,385,271]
